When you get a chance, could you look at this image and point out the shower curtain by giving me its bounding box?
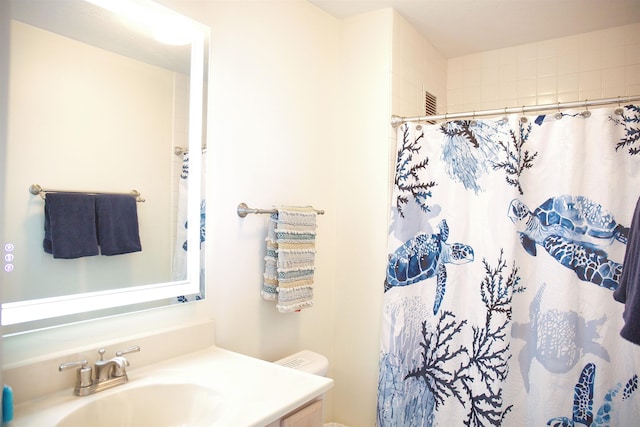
[377,104,640,426]
[174,150,206,302]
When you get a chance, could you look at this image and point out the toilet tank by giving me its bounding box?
[274,350,329,377]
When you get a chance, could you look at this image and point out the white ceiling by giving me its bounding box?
[308,0,640,58]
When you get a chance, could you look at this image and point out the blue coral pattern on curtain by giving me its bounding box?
[174,151,206,302]
[377,105,640,426]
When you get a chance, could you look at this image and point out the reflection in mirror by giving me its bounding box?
[1,0,208,334]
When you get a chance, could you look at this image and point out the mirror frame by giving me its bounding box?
[1,0,207,327]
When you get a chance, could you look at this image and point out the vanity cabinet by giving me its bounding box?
[266,399,323,427]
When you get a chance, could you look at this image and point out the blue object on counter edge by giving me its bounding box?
[2,385,13,424]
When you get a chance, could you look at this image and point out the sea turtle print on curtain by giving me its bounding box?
[511,283,610,392]
[508,195,628,290]
[547,362,638,426]
[384,219,475,314]
[378,105,640,426]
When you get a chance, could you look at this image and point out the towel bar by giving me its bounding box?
[29,184,145,202]
[237,202,324,218]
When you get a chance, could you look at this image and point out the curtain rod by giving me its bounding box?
[390,95,640,127]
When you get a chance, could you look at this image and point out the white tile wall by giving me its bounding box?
[391,11,447,118]
[389,11,448,201]
[447,23,640,113]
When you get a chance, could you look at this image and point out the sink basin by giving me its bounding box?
[56,383,223,427]
[11,345,333,427]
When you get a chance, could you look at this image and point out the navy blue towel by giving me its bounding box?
[95,194,142,256]
[43,193,99,259]
[614,196,640,345]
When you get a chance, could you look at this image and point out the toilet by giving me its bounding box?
[274,350,329,377]
[274,350,330,427]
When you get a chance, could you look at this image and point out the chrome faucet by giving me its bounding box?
[59,345,140,396]
[95,348,131,382]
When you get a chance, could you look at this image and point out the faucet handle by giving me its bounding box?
[98,348,106,361]
[59,359,93,389]
[59,359,89,371]
[116,345,141,357]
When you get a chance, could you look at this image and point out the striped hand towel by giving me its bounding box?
[262,207,317,312]
[262,214,280,301]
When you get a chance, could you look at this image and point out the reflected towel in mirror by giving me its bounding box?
[43,193,100,259]
[95,194,142,256]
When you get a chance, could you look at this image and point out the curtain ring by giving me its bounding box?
[615,96,624,116]
[582,100,591,118]
[554,102,563,120]
[520,106,528,123]
[497,107,508,125]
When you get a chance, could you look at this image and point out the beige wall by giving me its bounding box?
[161,1,393,425]
[333,9,393,426]
[165,0,346,422]
[190,0,341,358]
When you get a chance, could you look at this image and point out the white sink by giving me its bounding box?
[56,383,223,427]
[11,346,333,427]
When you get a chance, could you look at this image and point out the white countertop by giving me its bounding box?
[11,345,334,427]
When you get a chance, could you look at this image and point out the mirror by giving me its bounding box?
[1,0,208,333]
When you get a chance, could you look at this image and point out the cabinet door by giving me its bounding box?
[281,400,323,427]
